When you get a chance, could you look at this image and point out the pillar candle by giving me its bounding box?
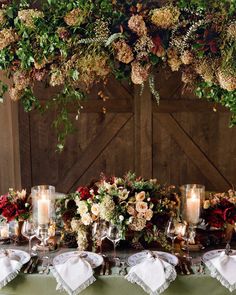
[38,195,50,225]
[186,190,200,225]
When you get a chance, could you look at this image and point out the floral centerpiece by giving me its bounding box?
[56,173,180,250]
[0,189,31,222]
[203,190,236,230]
[0,189,31,243]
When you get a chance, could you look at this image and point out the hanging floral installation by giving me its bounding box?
[1,0,236,149]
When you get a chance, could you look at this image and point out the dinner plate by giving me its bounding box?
[53,251,104,268]
[0,249,30,265]
[127,251,178,267]
[202,249,236,263]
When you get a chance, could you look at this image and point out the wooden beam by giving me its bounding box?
[56,113,133,193]
[153,99,229,113]
[156,113,231,190]
[134,83,153,179]
[18,106,32,191]
[0,73,21,193]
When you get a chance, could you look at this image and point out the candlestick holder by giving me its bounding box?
[31,185,56,251]
[180,184,205,252]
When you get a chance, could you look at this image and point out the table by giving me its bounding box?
[1,273,236,295]
[1,244,235,295]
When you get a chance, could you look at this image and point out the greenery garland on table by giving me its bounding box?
[1,1,236,149]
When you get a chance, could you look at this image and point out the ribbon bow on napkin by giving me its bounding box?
[0,251,22,289]
[205,251,236,292]
[126,252,177,295]
[51,255,96,295]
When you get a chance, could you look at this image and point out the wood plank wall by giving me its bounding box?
[0,74,21,194]
[18,71,236,194]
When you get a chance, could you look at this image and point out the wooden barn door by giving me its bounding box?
[19,71,236,193]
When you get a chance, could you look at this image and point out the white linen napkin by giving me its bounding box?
[126,253,177,295]
[205,251,236,292]
[51,255,96,295]
[0,252,22,289]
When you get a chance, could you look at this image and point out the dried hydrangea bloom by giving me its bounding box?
[134,35,154,60]
[13,71,31,90]
[9,87,23,101]
[129,217,146,231]
[151,6,180,29]
[195,58,216,83]
[131,61,151,84]
[181,50,194,65]
[99,195,115,222]
[113,40,134,64]
[128,15,147,36]
[227,23,236,39]
[56,27,70,40]
[0,9,6,26]
[218,70,236,91]
[50,68,65,87]
[0,28,18,50]
[167,48,182,71]
[18,9,44,28]
[75,51,110,89]
[64,8,87,27]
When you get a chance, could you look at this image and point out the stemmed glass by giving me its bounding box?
[92,220,108,254]
[181,225,193,260]
[35,224,50,257]
[106,223,122,262]
[165,217,178,254]
[21,219,36,256]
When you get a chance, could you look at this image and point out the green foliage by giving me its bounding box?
[48,86,85,151]
[177,0,236,15]
[21,88,40,112]
[1,0,236,150]
[195,82,236,125]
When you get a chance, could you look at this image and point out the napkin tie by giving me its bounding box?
[126,253,176,295]
[205,251,236,292]
[51,255,96,295]
[0,252,22,289]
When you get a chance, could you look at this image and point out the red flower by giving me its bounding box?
[224,207,236,224]
[76,187,92,200]
[0,194,8,209]
[206,208,225,228]
[2,203,18,222]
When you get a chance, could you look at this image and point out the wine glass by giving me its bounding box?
[106,223,122,263]
[35,224,50,272]
[92,220,108,254]
[165,217,178,254]
[181,225,193,260]
[21,220,36,256]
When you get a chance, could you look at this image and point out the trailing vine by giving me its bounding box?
[1,0,236,149]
